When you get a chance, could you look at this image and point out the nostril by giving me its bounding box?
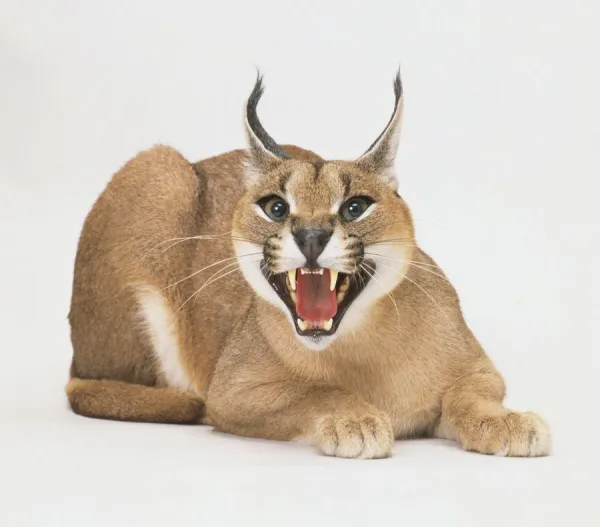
[316,230,331,247]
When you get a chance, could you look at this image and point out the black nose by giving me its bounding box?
[294,228,332,268]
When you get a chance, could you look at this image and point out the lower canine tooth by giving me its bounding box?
[329,269,339,291]
[297,318,308,331]
[323,318,333,331]
[339,277,350,293]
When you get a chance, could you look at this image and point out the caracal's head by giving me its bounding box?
[233,70,414,350]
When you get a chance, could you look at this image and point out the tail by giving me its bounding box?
[66,378,205,424]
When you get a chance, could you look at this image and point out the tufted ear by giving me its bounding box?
[356,69,404,188]
[243,73,288,185]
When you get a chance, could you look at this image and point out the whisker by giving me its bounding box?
[357,271,366,289]
[399,259,443,270]
[230,236,262,244]
[141,232,258,262]
[141,233,231,260]
[362,258,458,332]
[260,261,274,281]
[360,217,445,240]
[366,257,452,286]
[401,274,459,332]
[174,258,262,315]
[360,219,415,238]
[368,239,418,246]
[365,252,445,271]
[188,267,244,311]
[360,262,400,323]
[161,252,262,292]
[403,261,451,283]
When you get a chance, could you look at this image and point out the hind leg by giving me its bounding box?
[66,378,205,424]
[436,368,551,457]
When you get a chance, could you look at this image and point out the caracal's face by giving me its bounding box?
[233,158,414,350]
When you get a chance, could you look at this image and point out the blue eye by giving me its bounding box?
[341,197,374,221]
[258,196,289,221]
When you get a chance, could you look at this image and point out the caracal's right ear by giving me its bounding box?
[243,73,288,186]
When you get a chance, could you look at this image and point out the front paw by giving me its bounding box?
[315,411,394,459]
[460,411,551,457]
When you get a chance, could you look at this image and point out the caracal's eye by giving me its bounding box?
[258,195,289,221]
[340,196,374,221]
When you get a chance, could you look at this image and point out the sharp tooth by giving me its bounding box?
[318,268,323,275]
[290,290,297,303]
[297,318,308,331]
[300,268,307,275]
[287,269,297,291]
[323,318,333,331]
[337,292,345,303]
[339,276,350,292]
[329,269,339,291]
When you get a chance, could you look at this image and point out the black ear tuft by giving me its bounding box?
[393,67,403,104]
[356,66,405,186]
[361,67,403,158]
[246,73,289,159]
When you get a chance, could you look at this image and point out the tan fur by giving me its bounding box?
[66,378,205,423]
[67,78,550,458]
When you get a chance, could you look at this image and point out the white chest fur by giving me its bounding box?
[136,286,195,393]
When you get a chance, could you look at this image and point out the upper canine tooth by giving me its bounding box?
[323,318,333,331]
[318,268,323,275]
[329,270,339,291]
[287,269,297,291]
[300,268,307,275]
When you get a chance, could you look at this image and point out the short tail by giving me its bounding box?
[66,378,205,424]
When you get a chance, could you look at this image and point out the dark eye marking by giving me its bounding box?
[312,160,325,183]
[340,174,351,197]
[278,172,292,195]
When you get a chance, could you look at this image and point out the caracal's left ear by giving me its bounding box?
[243,73,288,186]
[356,68,404,188]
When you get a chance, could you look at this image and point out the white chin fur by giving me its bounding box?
[298,334,336,352]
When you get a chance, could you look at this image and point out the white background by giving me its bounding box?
[1,1,599,525]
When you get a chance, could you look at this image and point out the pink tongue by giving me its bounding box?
[296,269,338,322]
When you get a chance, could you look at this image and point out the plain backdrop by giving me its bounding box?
[1,1,599,526]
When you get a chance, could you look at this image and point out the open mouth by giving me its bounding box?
[262,264,373,337]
